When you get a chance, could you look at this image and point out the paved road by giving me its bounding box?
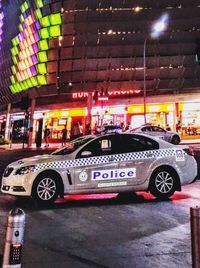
[0,147,200,267]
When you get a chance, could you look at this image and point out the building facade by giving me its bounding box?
[0,0,200,143]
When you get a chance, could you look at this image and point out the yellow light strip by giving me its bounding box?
[127,103,174,114]
[45,108,87,118]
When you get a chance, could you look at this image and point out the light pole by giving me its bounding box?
[143,38,147,124]
[143,13,169,124]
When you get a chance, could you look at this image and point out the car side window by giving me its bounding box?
[121,134,159,153]
[141,127,148,131]
[142,126,152,132]
[153,126,165,132]
[76,135,122,158]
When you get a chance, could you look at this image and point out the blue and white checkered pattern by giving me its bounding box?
[34,148,182,172]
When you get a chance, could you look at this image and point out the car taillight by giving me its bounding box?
[183,147,194,156]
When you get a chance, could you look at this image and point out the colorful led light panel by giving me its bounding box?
[9,0,62,94]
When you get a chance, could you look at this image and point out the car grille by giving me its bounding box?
[3,167,14,177]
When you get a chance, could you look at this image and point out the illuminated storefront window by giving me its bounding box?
[180,102,200,135]
[9,0,62,93]
[33,109,86,141]
[128,103,174,128]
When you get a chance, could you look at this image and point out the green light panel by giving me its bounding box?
[20,14,24,23]
[37,51,48,62]
[40,16,50,27]
[10,76,16,84]
[11,65,17,74]
[30,77,39,86]
[50,13,62,25]
[35,9,42,19]
[12,56,18,65]
[18,24,23,32]
[21,1,29,13]
[37,75,47,85]
[12,37,19,47]
[11,46,19,56]
[39,28,50,39]
[49,25,61,37]
[37,63,47,74]
[38,39,49,50]
[36,0,44,9]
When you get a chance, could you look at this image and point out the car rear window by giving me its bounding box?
[122,134,159,152]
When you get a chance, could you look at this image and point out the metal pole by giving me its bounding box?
[86,92,92,125]
[22,117,25,149]
[28,98,36,148]
[9,121,13,149]
[143,38,147,124]
[101,100,103,126]
[190,206,200,268]
[5,103,11,141]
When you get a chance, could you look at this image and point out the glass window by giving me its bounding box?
[76,135,122,158]
[141,126,152,132]
[121,134,159,153]
[152,126,165,132]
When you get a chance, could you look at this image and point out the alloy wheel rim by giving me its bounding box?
[155,171,173,193]
[37,178,56,200]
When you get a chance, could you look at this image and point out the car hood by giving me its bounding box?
[8,154,74,168]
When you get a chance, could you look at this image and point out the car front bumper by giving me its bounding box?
[1,172,36,197]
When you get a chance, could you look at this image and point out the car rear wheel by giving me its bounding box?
[149,168,177,199]
[171,135,180,145]
[32,174,59,205]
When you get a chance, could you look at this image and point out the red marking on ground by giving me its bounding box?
[171,192,191,201]
[55,191,191,204]
[55,193,117,203]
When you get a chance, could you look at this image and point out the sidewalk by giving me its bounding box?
[0,138,200,151]
[180,139,200,144]
[0,142,61,151]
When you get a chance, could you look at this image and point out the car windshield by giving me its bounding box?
[51,135,95,155]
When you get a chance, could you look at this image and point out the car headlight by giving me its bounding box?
[15,165,36,175]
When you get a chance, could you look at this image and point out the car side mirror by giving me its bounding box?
[81,151,92,157]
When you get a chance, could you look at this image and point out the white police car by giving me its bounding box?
[1,133,197,205]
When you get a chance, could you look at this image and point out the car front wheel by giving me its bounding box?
[32,174,59,205]
[149,168,178,199]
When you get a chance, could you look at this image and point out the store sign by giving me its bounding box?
[72,90,140,99]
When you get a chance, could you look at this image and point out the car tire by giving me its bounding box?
[171,135,180,145]
[149,168,178,199]
[32,173,60,205]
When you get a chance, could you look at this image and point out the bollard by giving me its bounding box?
[191,207,200,268]
[2,208,26,268]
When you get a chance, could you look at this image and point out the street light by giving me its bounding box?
[143,13,169,124]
